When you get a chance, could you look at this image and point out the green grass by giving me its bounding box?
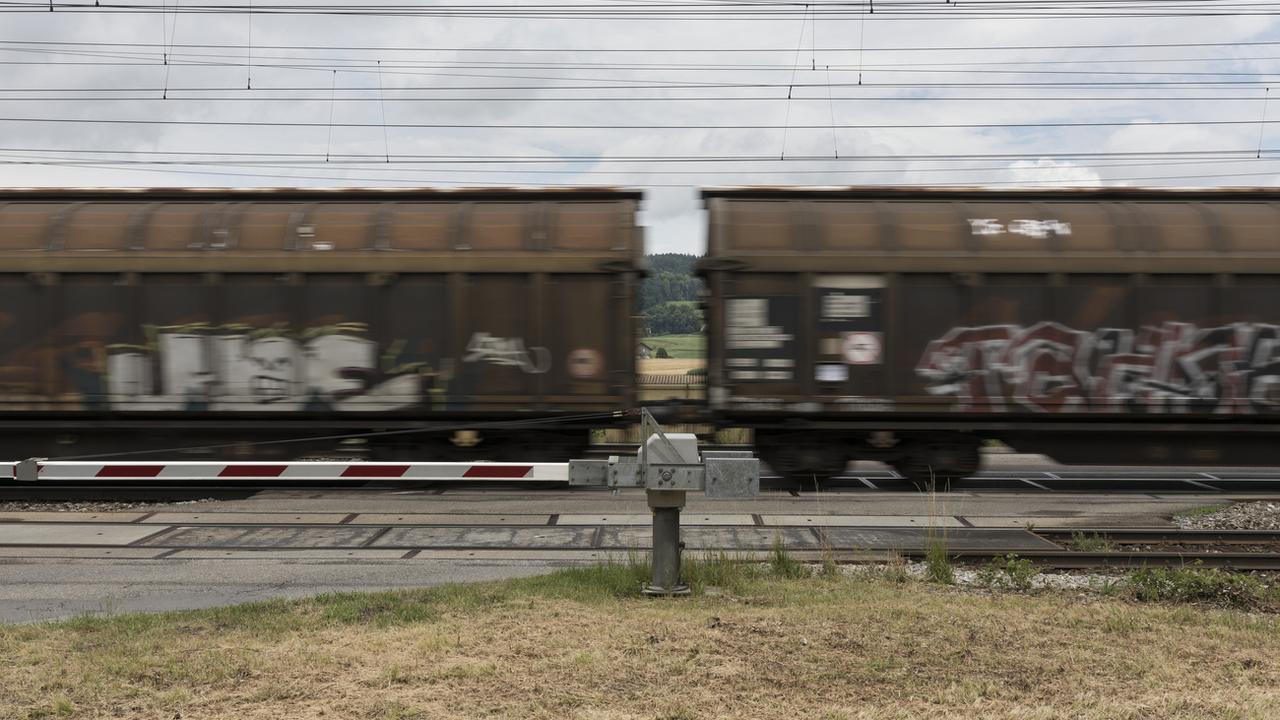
[976,554,1041,592]
[642,333,705,359]
[1071,531,1118,553]
[1127,566,1279,611]
[5,558,1280,720]
[924,535,954,585]
[1174,503,1232,519]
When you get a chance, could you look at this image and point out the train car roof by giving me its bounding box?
[700,186,1280,202]
[0,186,644,202]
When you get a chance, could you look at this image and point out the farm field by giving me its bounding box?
[641,333,705,360]
[639,357,704,375]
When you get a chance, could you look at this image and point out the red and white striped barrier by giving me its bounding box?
[1,460,570,483]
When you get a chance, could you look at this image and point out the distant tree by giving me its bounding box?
[641,254,702,312]
[656,347,670,359]
[645,301,702,335]
[648,253,697,275]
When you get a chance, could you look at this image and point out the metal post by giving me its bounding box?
[644,489,690,596]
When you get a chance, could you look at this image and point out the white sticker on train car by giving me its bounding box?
[842,332,883,365]
[815,364,848,382]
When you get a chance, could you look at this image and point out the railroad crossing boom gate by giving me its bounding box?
[8,410,760,597]
[568,409,760,595]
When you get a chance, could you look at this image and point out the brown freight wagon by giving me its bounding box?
[0,188,642,461]
[700,187,1280,482]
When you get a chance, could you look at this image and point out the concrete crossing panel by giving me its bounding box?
[372,526,596,549]
[137,526,381,548]
[0,523,165,546]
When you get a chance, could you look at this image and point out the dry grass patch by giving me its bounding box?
[2,560,1280,719]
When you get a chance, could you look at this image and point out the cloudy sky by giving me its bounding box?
[1,1,1279,252]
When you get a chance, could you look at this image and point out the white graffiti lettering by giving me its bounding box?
[967,219,1072,238]
[462,333,551,374]
[106,329,421,411]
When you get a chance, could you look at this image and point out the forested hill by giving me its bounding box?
[641,253,702,336]
[647,253,696,276]
[641,253,700,311]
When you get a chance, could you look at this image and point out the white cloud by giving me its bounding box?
[1005,158,1103,186]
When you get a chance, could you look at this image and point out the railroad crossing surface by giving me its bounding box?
[3,459,1278,622]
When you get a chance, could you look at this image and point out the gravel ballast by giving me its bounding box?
[1175,501,1280,531]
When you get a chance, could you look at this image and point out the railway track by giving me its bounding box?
[1,512,1277,571]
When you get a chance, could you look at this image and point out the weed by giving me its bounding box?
[924,535,954,585]
[1127,566,1278,610]
[26,697,74,718]
[1092,577,1126,597]
[975,554,1040,591]
[683,551,761,592]
[769,539,810,579]
[863,552,912,584]
[1071,531,1117,553]
[922,479,954,585]
[816,530,840,577]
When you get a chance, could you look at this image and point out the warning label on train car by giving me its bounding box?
[725,297,796,382]
[814,276,884,367]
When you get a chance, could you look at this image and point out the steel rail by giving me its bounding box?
[940,550,1280,571]
[1036,528,1280,544]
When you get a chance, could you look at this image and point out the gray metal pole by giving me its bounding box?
[644,490,690,596]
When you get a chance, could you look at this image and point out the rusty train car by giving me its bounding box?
[701,188,1280,481]
[4,185,1280,479]
[0,188,642,461]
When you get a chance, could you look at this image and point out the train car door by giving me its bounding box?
[812,275,887,410]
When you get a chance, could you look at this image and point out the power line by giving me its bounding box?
[2,37,1280,54]
[11,42,1280,73]
[0,150,1272,176]
[0,94,1270,102]
[9,1,1280,20]
[2,115,1280,131]
[1,145,1275,164]
[4,153,1279,189]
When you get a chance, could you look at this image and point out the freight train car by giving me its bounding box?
[700,188,1280,481]
[0,188,641,461]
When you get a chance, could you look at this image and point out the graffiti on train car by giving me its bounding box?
[916,321,1280,413]
[97,324,566,411]
[462,332,552,374]
[105,323,429,411]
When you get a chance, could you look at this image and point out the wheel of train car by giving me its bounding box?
[891,442,981,491]
[756,436,848,488]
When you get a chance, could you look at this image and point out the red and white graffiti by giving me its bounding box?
[916,321,1280,413]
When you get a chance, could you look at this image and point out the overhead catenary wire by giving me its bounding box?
[3,145,1277,163]
[4,36,1280,54]
[11,1,1280,21]
[0,6,1274,193]
[4,151,1280,189]
[4,115,1280,131]
[1,149,1276,176]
